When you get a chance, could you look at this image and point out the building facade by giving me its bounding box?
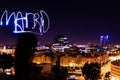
[111,60,120,80]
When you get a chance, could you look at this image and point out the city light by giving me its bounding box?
[111,76,115,80]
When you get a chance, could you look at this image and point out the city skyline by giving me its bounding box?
[0,1,120,45]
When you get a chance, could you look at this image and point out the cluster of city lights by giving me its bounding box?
[0,10,50,35]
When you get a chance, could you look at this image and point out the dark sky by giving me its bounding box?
[0,1,120,45]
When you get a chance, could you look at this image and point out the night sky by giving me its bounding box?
[0,1,120,45]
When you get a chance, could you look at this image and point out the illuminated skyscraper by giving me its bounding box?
[100,35,110,47]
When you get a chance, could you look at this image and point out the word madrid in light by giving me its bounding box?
[0,10,50,35]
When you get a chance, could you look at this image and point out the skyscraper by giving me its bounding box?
[100,35,110,47]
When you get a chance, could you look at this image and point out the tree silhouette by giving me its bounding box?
[15,33,37,80]
[104,72,110,80]
[52,66,68,80]
[82,62,101,80]
[0,53,14,70]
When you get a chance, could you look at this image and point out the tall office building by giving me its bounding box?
[100,35,110,47]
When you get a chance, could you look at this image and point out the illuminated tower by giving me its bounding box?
[100,35,110,47]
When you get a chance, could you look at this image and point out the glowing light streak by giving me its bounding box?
[0,10,16,25]
[0,10,50,35]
